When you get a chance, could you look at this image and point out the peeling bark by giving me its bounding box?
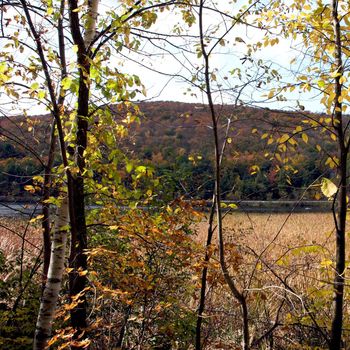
[84,0,99,48]
[34,197,69,350]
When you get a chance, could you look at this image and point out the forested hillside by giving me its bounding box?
[0,101,334,201]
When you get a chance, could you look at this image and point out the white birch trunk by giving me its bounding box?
[33,197,69,350]
[84,0,99,48]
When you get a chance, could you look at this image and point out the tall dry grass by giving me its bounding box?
[0,217,42,263]
[196,211,335,254]
[195,212,345,349]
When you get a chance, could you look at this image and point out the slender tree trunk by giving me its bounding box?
[196,119,231,349]
[330,1,347,348]
[198,2,249,348]
[41,122,56,285]
[195,199,215,350]
[84,0,99,48]
[34,197,69,350]
[41,0,67,287]
[67,0,99,336]
[116,306,132,349]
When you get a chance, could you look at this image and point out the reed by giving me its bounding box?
[195,212,342,349]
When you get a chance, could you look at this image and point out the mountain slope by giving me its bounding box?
[0,101,334,200]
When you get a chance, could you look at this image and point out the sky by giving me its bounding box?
[0,0,325,116]
[110,0,325,114]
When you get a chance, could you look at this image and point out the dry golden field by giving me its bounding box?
[0,218,41,259]
[196,211,335,258]
[195,212,346,349]
[1,212,336,256]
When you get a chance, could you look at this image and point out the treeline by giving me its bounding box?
[0,101,335,201]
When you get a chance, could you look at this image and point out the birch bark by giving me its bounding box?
[84,0,99,48]
[34,197,69,350]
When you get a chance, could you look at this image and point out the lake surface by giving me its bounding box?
[0,203,42,217]
[0,200,332,217]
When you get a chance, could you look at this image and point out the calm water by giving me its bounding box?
[0,203,42,217]
[0,200,332,217]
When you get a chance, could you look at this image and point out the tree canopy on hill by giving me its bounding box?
[0,101,334,201]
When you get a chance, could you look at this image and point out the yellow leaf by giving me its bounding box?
[279,134,289,143]
[320,259,333,267]
[321,177,337,198]
[301,133,308,143]
[339,76,347,84]
[325,157,337,169]
[330,70,341,78]
[29,214,44,223]
[33,175,44,183]
[24,185,35,193]
[275,153,282,162]
[250,165,260,175]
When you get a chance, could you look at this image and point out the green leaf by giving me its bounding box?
[37,90,46,99]
[61,77,72,90]
[126,162,133,173]
[136,165,147,173]
[30,82,39,90]
[317,80,325,88]
[321,178,337,198]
